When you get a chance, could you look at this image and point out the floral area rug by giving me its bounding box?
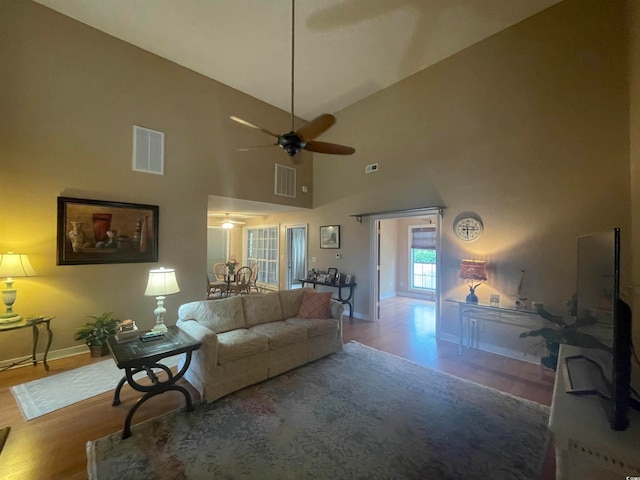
[87,341,550,480]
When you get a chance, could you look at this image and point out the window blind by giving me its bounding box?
[411,227,436,249]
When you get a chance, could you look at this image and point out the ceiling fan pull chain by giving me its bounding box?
[229,0,354,157]
[290,0,295,132]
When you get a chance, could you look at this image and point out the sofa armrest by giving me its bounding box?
[329,300,345,321]
[176,318,219,366]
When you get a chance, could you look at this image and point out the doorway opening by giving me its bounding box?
[370,208,442,339]
[286,224,308,290]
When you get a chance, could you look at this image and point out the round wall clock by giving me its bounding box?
[453,214,483,242]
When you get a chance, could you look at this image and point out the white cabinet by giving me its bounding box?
[550,344,640,479]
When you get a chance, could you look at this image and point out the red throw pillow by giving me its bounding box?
[297,292,332,319]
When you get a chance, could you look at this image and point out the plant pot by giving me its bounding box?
[89,343,109,357]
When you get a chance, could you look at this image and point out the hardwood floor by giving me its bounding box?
[0,296,555,479]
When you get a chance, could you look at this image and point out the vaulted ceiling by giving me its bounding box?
[34,0,560,217]
[35,0,559,120]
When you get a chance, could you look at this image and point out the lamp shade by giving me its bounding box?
[0,253,37,278]
[144,267,180,296]
[459,259,487,281]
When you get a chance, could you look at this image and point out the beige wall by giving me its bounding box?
[0,1,312,361]
[1,0,636,361]
[256,0,632,338]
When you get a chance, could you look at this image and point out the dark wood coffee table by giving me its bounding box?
[107,325,201,439]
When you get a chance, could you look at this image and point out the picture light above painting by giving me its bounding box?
[57,197,159,265]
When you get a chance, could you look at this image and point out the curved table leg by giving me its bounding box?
[43,320,52,371]
[31,324,39,366]
[122,385,194,439]
[117,352,196,439]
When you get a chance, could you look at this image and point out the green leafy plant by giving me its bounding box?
[74,312,120,346]
[519,308,611,370]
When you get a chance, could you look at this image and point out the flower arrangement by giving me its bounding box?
[225,257,239,274]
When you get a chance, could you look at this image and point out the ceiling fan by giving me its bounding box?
[230,0,355,159]
[210,213,245,229]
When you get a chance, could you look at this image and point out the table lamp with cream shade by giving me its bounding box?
[459,259,487,304]
[0,252,37,323]
[144,267,180,333]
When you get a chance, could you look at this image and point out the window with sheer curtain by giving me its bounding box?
[245,226,279,287]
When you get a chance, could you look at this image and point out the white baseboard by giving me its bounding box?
[0,345,88,370]
[397,291,435,301]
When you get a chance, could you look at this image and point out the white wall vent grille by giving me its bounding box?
[133,125,165,175]
[274,164,296,198]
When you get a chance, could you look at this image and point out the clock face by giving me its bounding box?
[454,216,483,242]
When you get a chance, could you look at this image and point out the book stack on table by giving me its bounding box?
[115,319,139,343]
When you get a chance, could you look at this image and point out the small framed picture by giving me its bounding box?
[327,267,338,283]
[490,294,500,307]
[345,274,353,284]
[320,225,340,249]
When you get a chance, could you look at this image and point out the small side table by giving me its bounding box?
[107,325,201,439]
[0,316,54,371]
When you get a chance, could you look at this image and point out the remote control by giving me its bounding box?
[140,331,165,342]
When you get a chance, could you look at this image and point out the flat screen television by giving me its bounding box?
[564,227,633,431]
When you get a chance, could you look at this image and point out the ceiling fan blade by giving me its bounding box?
[230,116,280,138]
[295,114,335,141]
[304,140,355,155]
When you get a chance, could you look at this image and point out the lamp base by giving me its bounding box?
[151,323,168,333]
[0,313,21,324]
[466,286,479,304]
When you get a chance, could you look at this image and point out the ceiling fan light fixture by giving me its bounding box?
[222,221,234,229]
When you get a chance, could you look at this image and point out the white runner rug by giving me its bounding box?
[11,355,181,421]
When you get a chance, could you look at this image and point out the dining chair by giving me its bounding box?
[229,266,252,295]
[208,262,229,297]
[249,262,260,293]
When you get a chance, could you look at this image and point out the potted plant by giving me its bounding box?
[75,312,120,357]
[519,307,611,370]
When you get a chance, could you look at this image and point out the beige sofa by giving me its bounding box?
[176,288,344,403]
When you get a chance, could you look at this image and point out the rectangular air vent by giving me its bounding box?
[274,163,296,198]
[365,163,379,174]
[133,125,164,175]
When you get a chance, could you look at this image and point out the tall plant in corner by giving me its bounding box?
[75,312,119,357]
[519,307,611,370]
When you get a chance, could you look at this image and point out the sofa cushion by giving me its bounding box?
[285,317,339,338]
[242,292,283,327]
[278,288,313,319]
[216,329,269,364]
[297,292,332,319]
[178,296,245,334]
[250,321,308,349]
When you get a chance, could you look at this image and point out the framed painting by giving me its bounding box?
[57,197,159,265]
[320,225,340,249]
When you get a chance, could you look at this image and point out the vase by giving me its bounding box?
[105,229,118,248]
[92,213,112,243]
[68,221,87,252]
